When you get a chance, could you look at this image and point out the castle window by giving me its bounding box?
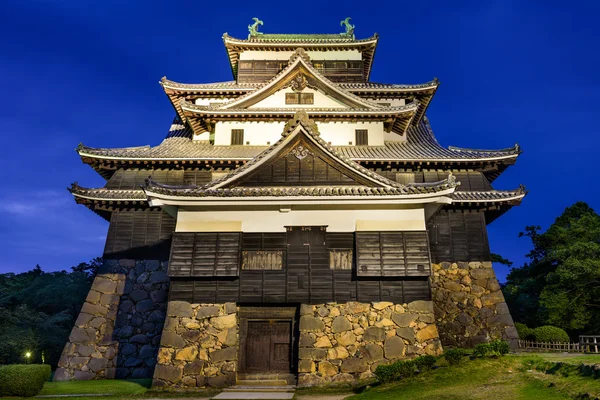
[242,251,283,270]
[355,129,368,146]
[329,250,353,270]
[285,92,314,105]
[231,129,244,145]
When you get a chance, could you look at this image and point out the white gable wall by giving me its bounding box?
[249,87,348,109]
[176,207,426,232]
[212,120,387,146]
[239,50,362,61]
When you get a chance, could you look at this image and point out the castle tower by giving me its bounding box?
[56,19,524,386]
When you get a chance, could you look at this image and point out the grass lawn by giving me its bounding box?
[523,352,600,365]
[345,355,600,400]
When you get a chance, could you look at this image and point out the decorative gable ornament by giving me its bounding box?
[290,145,312,160]
[290,74,308,92]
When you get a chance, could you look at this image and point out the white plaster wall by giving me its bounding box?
[249,87,347,109]
[366,98,406,107]
[214,121,286,145]
[213,121,386,146]
[194,97,235,106]
[239,50,362,61]
[176,207,426,232]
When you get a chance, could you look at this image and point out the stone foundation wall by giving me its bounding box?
[54,259,169,381]
[430,261,518,348]
[297,301,442,387]
[152,302,238,388]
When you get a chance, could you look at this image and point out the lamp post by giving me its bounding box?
[25,352,31,364]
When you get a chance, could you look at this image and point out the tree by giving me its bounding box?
[0,258,102,366]
[503,202,600,334]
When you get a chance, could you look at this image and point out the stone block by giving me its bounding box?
[331,316,353,333]
[298,374,325,387]
[336,331,356,346]
[154,364,183,383]
[81,302,108,317]
[300,315,325,331]
[416,325,439,342]
[396,327,415,343]
[419,314,435,324]
[444,281,463,292]
[372,301,393,310]
[88,357,108,372]
[160,331,186,348]
[196,306,220,319]
[74,371,96,380]
[175,346,199,361]
[184,359,206,375]
[150,271,169,284]
[318,361,338,377]
[496,302,511,315]
[343,302,370,315]
[139,344,155,359]
[300,304,314,316]
[407,300,433,313]
[299,348,327,360]
[314,336,332,348]
[384,336,405,359]
[363,326,386,341]
[75,312,94,328]
[210,314,237,329]
[129,290,149,303]
[93,277,118,294]
[340,357,367,373]
[136,299,154,313]
[77,344,95,357]
[392,313,418,327]
[130,334,150,344]
[167,301,193,318]
[210,346,237,362]
[482,291,505,307]
[327,346,349,359]
[298,359,315,373]
[224,302,237,314]
[132,368,149,379]
[470,268,495,280]
[69,327,94,344]
[361,343,384,362]
[53,368,69,381]
[299,333,315,347]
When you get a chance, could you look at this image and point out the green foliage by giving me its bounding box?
[413,355,437,372]
[503,202,600,334]
[374,359,420,383]
[531,325,570,343]
[515,322,534,340]
[0,258,101,366]
[472,340,510,357]
[443,348,466,365]
[0,364,51,397]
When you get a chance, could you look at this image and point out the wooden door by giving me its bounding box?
[246,321,291,373]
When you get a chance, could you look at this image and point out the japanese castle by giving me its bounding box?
[57,19,525,388]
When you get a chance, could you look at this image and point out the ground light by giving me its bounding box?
[25,352,31,364]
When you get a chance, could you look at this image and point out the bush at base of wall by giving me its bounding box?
[531,326,570,343]
[0,364,51,397]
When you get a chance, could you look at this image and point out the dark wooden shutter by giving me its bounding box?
[231,129,244,145]
[355,130,368,145]
[356,231,431,277]
[168,232,241,277]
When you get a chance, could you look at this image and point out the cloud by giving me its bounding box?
[0,189,71,217]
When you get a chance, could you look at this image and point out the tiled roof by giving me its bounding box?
[223,33,378,44]
[452,186,526,203]
[160,78,438,93]
[68,183,146,201]
[78,119,521,163]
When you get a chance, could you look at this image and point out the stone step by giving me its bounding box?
[235,380,289,387]
[211,392,295,400]
[225,385,295,392]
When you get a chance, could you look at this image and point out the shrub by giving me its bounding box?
[374,359,417,383]
[444,348,466,365]
[413,355,437,372]
[531,326,570,343]
[0,364,51,397]
[515,322,534,340]
[473,340,510,357]
[489,339,510,355]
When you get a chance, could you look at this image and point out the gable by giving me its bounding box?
[221,50,380,110]
[224,134,375,187]
[248,87,348,109]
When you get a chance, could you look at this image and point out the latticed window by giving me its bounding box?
[231,129,244,145]
[355,129,368,146]
[285,92,314,105]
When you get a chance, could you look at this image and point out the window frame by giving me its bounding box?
[231,129,244,145]
[355,129,368,146]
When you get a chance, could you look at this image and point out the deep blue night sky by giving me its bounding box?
[0,1,598,281]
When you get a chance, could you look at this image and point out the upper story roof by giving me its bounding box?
[223,17,378,80]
